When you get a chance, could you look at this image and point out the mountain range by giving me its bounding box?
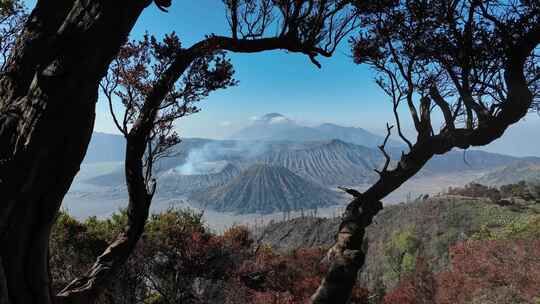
[258,139,383,186]
[85,132,125,163]
[229,113,402,147]
[72,113,540,215]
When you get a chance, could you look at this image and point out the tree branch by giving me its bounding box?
[430,84,455,130]
[374,123,393,176]
[337,186,362,198]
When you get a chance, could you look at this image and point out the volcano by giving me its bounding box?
[189,164,343,214]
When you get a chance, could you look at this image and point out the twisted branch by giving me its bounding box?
[374,123,393,176]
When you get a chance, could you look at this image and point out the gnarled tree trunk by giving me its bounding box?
[311,30,540,303]
[0,1,147,303]
[57,131,153,303]
[55,47,186,302]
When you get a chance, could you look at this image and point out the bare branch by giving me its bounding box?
[223,0,358,68]
[337,186,362,198]
[374,123,393,176]
[430,84,455,130]
[99,76,127,137]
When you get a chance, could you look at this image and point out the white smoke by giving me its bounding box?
[176,140,271,175]
[268,116,290,124]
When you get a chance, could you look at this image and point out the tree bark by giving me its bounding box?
[0,1,146,303]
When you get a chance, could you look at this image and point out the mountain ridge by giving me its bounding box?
[258,139,383,186]
[230,113,402,147]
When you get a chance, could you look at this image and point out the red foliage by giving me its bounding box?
[437,239,540,304]
[385,240,540,304]
[227,247,369,304]
[383,257,436,304]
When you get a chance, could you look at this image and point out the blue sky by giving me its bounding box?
[92,1,398,135]
[23,1,540,156]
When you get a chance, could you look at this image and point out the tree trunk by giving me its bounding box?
[56,42,192,302]
[311,34,538,303]
[57,133,153,304]
[0,1,146,303]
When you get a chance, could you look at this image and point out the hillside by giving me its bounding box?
[84,132,125,163]
[259,139,383,186]
[256,184,540,293]
[421,149,521,175]
[476,160,540,186]
[258,139,524,187]
[54,182,540,304]
[189,164,343,214]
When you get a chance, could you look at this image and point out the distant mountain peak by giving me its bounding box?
[318,122,343,128]
[319,138,358,150]
[261,113,286,119]
[326,138,349,146]
[254,113,292,125]
[317,122,373,134]
[230,113,397,147]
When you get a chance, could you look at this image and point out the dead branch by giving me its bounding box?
[374,123,393,176]
[337,186,362,198]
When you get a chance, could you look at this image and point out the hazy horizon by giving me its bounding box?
[80,0,539,158]
[94,110,540,158]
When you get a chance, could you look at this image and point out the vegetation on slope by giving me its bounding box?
[257,181,540,303]
[52,179,540,303]
[475,161,540,186]
[50,209,369,304]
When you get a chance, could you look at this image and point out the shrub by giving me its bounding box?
[437,239,540,304]
[383,225,420,281]
[223,225,253,248]
[50,208,370,303]
[383,257,436,304]
[228,246,369,303]
[448,183,501,202]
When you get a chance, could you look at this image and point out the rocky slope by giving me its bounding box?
[259,139,383,186]
[256,216,340,251]
[189,164,344,214]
